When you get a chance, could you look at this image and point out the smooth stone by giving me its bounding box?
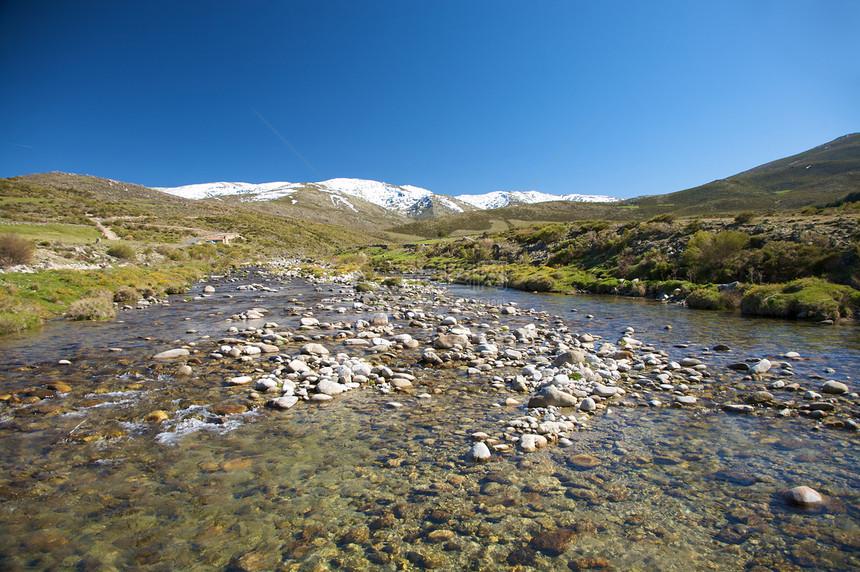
[310,393,333,402]
[370,312,389,326]
[747,391,774,404]
[210,403,248,415]
[724,404,755,413]
[784,486,824,507]
[568,454,601,468]
[505,397,520,406]
[520,434,548,452]
[144,410,169,423]
[153,348,190,359]
[822,380,849,395]
[386,402,403,408]
[316,379,346,395]
[203,285,216,293]
[675,395,697,406]
[287,359,310,373]
[434,333,469,349]
[226,375,253,386]
[391,378,413,389]
[469,442,492,462]
[268,396,298,410]
[175,364,193,377]
[301,343,329,355]
[750,359,772,374]
[528,385,578,408]
[551,349,587,367]
[591,383,618,398]
[579,397,597,412]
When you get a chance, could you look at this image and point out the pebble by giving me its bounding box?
[784,485,824,507]
[153,348,190,359]
[822,380,849,395]
[750,359,772,374]
[469,442,492,462]
[674,395,697,406]
[267,396,298,410]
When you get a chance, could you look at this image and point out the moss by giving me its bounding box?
[740,278,860,320]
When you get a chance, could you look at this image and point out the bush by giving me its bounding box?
[106,244,136,260]
[113,286,138,303]
[0,233,35,268]
[685,287,742,311]
[381,277,402,288]
[682,230,749,283]
[66,297,116,321]
[734,211,756,225]
[355,282,375,293]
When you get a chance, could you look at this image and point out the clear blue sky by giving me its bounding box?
[1,1,858,199]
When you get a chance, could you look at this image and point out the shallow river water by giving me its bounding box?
[0,269,857,571]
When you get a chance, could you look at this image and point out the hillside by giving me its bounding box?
[628,133,860,215]
[0,175,378,255]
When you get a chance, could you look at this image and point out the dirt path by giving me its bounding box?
[91,218,119,240]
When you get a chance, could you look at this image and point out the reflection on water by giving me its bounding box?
[0,273,857,570]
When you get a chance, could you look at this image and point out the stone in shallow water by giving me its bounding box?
[528,385,578,408]
[144,410,169,423]
[226,375,253,386]
[579,397,597,412]
[569,454,601,469]
[529,528,576,556]
[675,395,697,406]
[267,396,298,410]
[724,404,755,414]
[301,343,329,355]
[750,359,772,374]
[210,403,248,416]
[520,434,548,452]
[469,442,492,462]
[153,348,190,359]
[784,486,824,507]
[822,380,849,394]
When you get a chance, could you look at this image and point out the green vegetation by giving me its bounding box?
[740,278,860,320]
[106,243,136,260]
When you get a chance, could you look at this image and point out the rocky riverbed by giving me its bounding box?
[0,263,857,570]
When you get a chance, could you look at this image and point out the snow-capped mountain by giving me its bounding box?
[155,178,618,221]
[456,190,618,210]
[155,178,469,217]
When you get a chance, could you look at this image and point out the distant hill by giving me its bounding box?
[627,133,860,215]
[456,189,618,209]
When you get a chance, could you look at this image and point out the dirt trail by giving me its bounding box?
[91,218,119,240]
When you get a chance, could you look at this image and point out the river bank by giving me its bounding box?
[0,263,857,570]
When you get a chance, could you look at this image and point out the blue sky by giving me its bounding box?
[1,1,857,199]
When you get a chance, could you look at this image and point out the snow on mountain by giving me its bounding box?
[155,178,462,215]
[456,190,619,210]
[155,178,618,216]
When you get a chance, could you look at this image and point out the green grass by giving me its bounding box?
[0,223,100,243]
[740,278,860,320]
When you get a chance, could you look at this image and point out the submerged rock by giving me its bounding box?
[469,442,492,462]
[784,486,824,507]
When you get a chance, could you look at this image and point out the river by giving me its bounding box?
[0,269,857,571]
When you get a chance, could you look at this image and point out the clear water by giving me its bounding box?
[0,272,857,571]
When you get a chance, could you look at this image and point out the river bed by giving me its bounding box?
[0,268,857,571]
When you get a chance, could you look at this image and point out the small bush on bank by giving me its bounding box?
[66,297,116,321]
[734,211,756,224]
[112,286,138,303]
[106,244,136,260]
[685,287,742,311]
[0,233,35,268]
[355,282,375,293]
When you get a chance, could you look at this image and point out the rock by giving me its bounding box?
[750,359,772,374]
[529,528,575,556]
[713,344,731,351]
[679,358,703,367]
[591,383,618,398]
[433,333,469,349]
[153,348,190,359]
[469,442,492,462]
[370,312,389,326]
[579,397,597,412]
[504,397,520,406]
[226,375,253,386]
[301,343,329,356]
[287,359,310,373]
[747,391,774,404]
[784,351,802,360]
[310,394,333,402]
[203,285,216,293]
[175,364,193,377]
[391,378,413,389]
[552,350,587,367]
[144,410,169,423]
[47,382,72,392]
[299,317,319,327]
[728,362,750,371]
[527,385,579,408]
[723,404,755,414]
[520,434,548,452]
[210,403,248,415]
[316,379,347,396]
[822,380,849,395]
[568,454,601,469]
[268,396,298,410]
[426,529,456,543]
[784,486,824,507]
[675,395,697,406]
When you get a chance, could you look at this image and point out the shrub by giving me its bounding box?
[646,213,676,224]
[0,233,35,268]
[113,286,138,303]
[381,277,402,288]
[682,230,749,283]
[734,211,756,225]
[106,244,136,260]
[685,287,742,311]
[66,297,116,321]
[355,282,375,293]
[164,285,188,295]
